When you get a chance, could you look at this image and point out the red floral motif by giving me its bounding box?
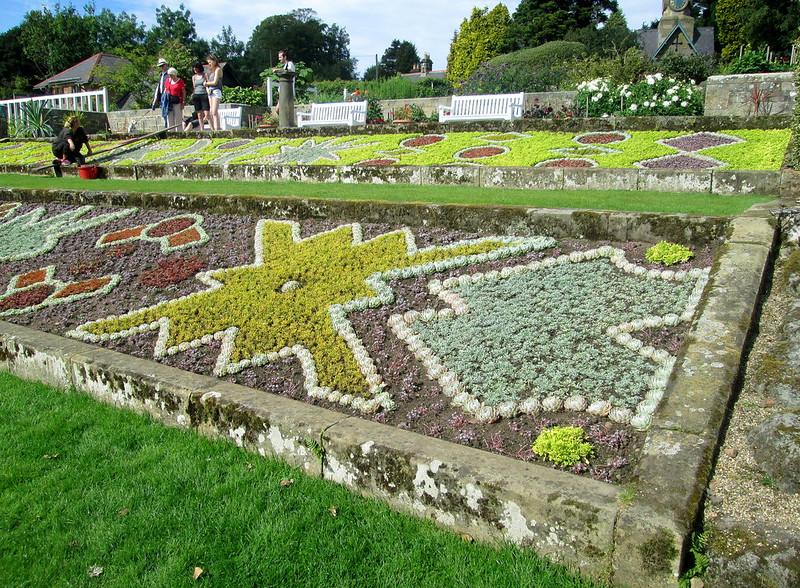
[99,226,145,245]
[459,147,505,159]
[0,285,54,311]
[167,227,203,248]
[576,132,628,145]
[53,277,112,299]
[140,256,206,287]
[401,135,444,148]
[15,268,48,288]
[106,243,137,257]
[145,217,196,238]
[354,159,397,167]
[540,159,595,168]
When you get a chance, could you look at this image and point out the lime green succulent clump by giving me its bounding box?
[532,426,593,467]
[645,241,694,266]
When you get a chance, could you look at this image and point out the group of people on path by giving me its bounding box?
[151,55,224,131]
[152,50,295,131]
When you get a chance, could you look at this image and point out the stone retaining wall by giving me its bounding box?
[105,104,266,133]
[6,161,791,197]
[0,194,774,587]
[704,73,796,117]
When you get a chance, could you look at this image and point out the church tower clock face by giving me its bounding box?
[670,0,690,10]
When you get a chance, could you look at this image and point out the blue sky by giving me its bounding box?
[1,1,662,75]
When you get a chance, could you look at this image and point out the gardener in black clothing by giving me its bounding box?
[52,117,92,173]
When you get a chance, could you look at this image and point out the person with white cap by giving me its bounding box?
[151,57,170,127]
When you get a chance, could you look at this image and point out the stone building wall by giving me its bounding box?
[704,72,796,117]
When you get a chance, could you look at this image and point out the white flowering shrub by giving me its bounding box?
[575,73,703,118]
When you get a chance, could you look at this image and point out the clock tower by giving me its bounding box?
[657,0,696,57]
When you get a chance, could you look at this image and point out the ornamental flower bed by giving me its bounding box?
[576,74,704,118]
[0,129,790,171]
[0,201,718,484]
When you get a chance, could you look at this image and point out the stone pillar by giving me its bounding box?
[276,70,296,128]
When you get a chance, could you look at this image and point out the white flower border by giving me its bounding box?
[0,265,121,317]
[94,213,210,254]
[0,205,136,263]
[0,202,21,220]
[389,246,709,431]
[656,131,744,154]
[69,220,556,415]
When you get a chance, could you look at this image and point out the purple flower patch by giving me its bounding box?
[661,132,742,152]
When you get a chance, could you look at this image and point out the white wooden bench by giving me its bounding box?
[438,92,525,123]
[297,101,368,128]
[218,107,242,130]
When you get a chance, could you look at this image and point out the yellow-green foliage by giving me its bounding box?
[446,5,511,86]
[532,426,592,467]
[645,241,694,266]
[716,0,757,61]
[86,221,511,396]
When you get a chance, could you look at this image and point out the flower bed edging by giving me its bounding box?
[0,212,773,587]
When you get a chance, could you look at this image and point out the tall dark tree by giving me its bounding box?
[243,9,355,84]
[510,0,619,49]
[745,0,800,54]
[0,26,39,97]
[564,10,638,57]
[210,26,245,64]
[379,40,420,77]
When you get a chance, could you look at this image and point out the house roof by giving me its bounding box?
[637,26,715,59]
[34,53,131,90]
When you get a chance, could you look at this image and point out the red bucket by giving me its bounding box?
[78,165,99,179]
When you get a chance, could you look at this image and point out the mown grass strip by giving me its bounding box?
[0,173,773,216]
[0,372,601,588]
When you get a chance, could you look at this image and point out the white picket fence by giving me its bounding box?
[0,88,108,123]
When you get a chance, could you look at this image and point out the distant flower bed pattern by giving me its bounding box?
[0,201,716,480]
[0,130,789,170]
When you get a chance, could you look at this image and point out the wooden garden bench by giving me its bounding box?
[297,101,368,128]
[438,92,525,123]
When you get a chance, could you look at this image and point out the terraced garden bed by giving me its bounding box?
[0,129,790,170]
[0,200,720,485]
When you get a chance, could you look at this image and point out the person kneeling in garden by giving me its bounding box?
[52,116,92,169]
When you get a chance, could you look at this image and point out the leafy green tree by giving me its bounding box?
[87,7,146,52]
[243,9,355,85]
[564,10,638,57]
[745,0,800,55]
[146,4,208,60]
[380,40,420,77]
[20,5,95,78]
[0,26,39,98]
[716,0,756,60]
[210,26,245,64]
[362,64,380,81]
[446,4,512,85]
[510,0,619,49]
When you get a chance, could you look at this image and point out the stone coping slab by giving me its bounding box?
[0,199,774,586]
[1,162,787,196]
[0,186,729,245]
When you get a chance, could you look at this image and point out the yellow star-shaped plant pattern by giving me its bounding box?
[69,220,554,412]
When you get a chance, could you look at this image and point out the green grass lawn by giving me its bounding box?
[0,173,774,216]
[0,372,602,588]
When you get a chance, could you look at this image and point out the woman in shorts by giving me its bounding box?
[204,54,223,131]
[190,62,209,131]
